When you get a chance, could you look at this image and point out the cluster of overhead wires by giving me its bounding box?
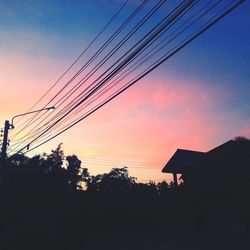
[7,0,243,158]
[79,157,172,182]
[78,157,171,183]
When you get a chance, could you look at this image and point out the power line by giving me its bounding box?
[6,0,227,152]
[82,157,162,165]
[4,0,211,153]
[9,0,244,155]
[81,161,162,170]
[83,163,162,170]
[9,0,130,138]
[10,0,196,152]
[9,0,165,149]
[7,0,154,149]
[8,0,178,151]
[137,179,172,183]
[16,0,244,155]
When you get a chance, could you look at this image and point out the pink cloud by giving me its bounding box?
[58,76,230,167]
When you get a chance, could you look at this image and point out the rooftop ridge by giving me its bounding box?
[176,148,205,154]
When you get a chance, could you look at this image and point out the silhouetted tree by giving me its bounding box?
[87,167,136,192]
[80,167,90,190]
[157,180,169,194]
[7,154,29,168]
[66,154,82,190]
[44,143,64,173]
[234,136,250,143]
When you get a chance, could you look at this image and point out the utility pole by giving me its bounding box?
[0,106,55,184]
[0,106,55,165]
[1,120,10,167]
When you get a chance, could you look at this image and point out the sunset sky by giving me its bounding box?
[0,0,249,182]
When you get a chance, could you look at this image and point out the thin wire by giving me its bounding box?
[13,0,195,152]
[137,179,172,182]
[10,0,243,154]
[9,0,225,152]
[9,0,165,146]
[16,0,243,155]
[9,0,130,137]
[9,1,188,150]
[10,0,200,150]
[81,157,162,165]
[50,0,217,132]
[81,162,162,170]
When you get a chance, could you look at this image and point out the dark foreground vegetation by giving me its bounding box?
[0,142,249,250]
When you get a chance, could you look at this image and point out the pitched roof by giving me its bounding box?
[196,140,249,174]
[161,140,242,174]
[162,149,205,174]
[206,140,234,155]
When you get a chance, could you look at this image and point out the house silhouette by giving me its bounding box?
[162,138,250,194]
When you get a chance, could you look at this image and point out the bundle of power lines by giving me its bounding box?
[8,0,243,155]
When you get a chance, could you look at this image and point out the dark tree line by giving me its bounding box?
[1,144,84,193]
[0,140,248,250]
[0,143,174,196]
